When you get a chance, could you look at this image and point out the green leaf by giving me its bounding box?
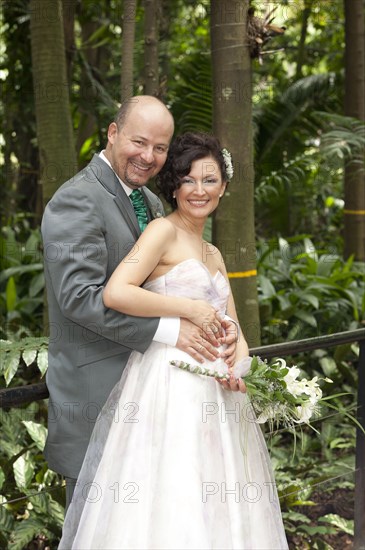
[0,263,44,284]
[282,510,311,524]
[79,135,96,161]
[10,518,47,550]
[278,238,291,264]
[319,356,338,378]
[303,238,318,261]
[259,275,277,298]
[300,524,337,535]
[29,272,45,298]
[277,294,291,310]
[293,310,317,327]
[0,502,14,533]
[29,491,64,531]
[22,348,37,366]
[13,452,34,489]
[318,514,354,535]
[329,437,353,449]
[24,231,41,259]
[6,276,17,311]
[300,293,319,309]
[37,348,48,376]
[0,466,5,490]
[22,421,47,451]
[4,350,21,386]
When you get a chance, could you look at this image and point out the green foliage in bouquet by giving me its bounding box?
[170,355,359,436]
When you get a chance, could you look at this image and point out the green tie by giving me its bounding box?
[130,189,148,232]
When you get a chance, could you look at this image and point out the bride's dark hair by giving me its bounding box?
[156,132,228,209]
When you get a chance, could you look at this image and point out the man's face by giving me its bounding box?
[106,103,174,189]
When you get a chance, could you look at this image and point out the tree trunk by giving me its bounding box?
[75,19,101,161]
[143,0,160,96]
[210,0,261,347]
[61,0,76,85]
[296,0,313,79]
[343,0,365,262]
[75,20,98,161]
[121,0,137,102]
[30,0,76,207]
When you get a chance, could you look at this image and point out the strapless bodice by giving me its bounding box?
[143,258,229,317]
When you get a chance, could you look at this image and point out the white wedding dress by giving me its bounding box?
[59,259,288,549]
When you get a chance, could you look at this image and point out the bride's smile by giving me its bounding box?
[173,156,226,226]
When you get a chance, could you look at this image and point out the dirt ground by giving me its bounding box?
[287,487,355,549]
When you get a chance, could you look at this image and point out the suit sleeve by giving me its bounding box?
[41,184,159,354]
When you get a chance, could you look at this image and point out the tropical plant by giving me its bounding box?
[0,215,44,340]
[268,337,359,549]
[0,337,48,388]
[0,402,64,550]
[272,399,357,549]
[257,236,365,344]
[255,108,365,241]
[0,335,60,550]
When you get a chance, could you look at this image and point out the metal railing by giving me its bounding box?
[1,328,365,548]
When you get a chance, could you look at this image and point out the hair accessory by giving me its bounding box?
[221,148,234,180]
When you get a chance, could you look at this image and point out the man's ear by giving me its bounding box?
[107,122,118,144]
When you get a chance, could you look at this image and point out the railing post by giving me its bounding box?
[354,339,365,550]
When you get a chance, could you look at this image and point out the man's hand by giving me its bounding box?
[176,318,221,363]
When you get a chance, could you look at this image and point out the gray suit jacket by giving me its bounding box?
[41,154,164,478]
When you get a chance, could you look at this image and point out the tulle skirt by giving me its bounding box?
[59,342,288,549]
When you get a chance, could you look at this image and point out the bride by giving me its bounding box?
[59,132,288,549]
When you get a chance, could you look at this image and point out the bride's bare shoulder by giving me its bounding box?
[145,217,177,238]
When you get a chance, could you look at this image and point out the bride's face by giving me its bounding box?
[174,156,226,220]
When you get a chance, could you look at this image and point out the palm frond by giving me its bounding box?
[172,57,213,133]
[314,112,365,164]
[254,73,337,163]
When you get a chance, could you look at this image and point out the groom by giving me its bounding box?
[41,95,240,508]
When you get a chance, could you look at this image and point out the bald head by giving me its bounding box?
[115,95,174,132]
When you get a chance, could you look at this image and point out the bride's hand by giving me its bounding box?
[217,376,247,393]
[216,357,251,394]
[185,299,222,336]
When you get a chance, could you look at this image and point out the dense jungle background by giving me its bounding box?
[0,0,364,548]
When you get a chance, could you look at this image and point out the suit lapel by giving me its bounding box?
[88,154,141,239]
[114,193,141,239]
[89,155,165,233]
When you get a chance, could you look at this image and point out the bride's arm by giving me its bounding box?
[225,291,249,361]
[213,250,249,362]
[103,218,220,328]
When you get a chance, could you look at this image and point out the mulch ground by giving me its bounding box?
[287,487,354,549]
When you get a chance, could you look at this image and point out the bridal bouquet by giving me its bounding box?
[170,356,333,430]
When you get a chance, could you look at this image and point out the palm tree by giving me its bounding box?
[210,0,261,346]
[30,0,76,207]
